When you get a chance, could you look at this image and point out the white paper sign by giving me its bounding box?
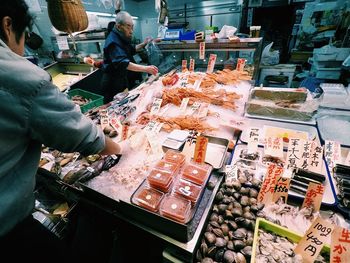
[247,127,260,154]
[225,164,238,185]
[324,140,341,169]
[188,101,201,115]
[180,98,190,114]
[286,138,305,169]
[56,35,69,51]
[264,137,284,158]
[308,141,323,174]
[199,42,205,60]
[150,98,163,115]
[194,79,202,90]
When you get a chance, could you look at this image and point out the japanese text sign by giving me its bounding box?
[150,98,163,115]
[193,136,208,164]
[257,164,284,205]
[189,58,195,72]
[308,141,324,174]
[225,164,238,185]
[264,137,284,158]
[236,58,246,71]
[247,127,260,154]
[199,42,205,60]
[188,101,201,116]
[206,54,217,73]
[324,140,341,169]
[294,217,334,263]
[331,226,350,263]
[301,182,324,212]
[182,59,187,72]
[273,176,291,203]
[99,109,109,131]
[286,138,304,169]
[180,98,190,114]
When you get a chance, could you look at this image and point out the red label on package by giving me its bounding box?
[193,136,208,164]
[331,226,350,263]
[236,58,246,71]
[206,54,217,73]
[294,217,334,263]
[301,182,324,212]
[109,117,122,132]
[199,42,205,60]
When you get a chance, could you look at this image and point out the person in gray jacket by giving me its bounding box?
[0,0,121,261]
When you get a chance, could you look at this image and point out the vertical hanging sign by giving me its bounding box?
[247,127,260,154]
[193,136,208,164]
[301,182,324,212]
[331,226,350,263]
[189,58,195,72]
[206,54,217,73]
[199,42,206,60]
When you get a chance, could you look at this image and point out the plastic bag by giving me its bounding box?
[217,25,237,39]
[145,41,163,67]
[261,42,279,65]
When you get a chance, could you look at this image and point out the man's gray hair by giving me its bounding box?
[115,11,132,25]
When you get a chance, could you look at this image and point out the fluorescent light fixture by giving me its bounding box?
[86,11,138,20]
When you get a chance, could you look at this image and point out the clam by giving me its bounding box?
[212,228,224,238]
[215,248,225,262]
[207,246,217,257]
[243,211,256,220]
[200,242,208,256]
[218,215,225,225]
[228,221,238,230]
[249,188,258,198]
[232,228,247,240]
[212,204,219,213]
[233,192,241,200]
[223,250,235,263]
[233,240,246,250]
[210,220,221,229]
[226,240,234,251]
[239,187,250,195]
[235,252,247,263]
[241,246,252,258]
[218,204,228,214]
[232,180,242,191]
[242,206,250,213]
[210,213,218,222]
[215,237,227,248]
[222,196,232,204]
[232,207,243,217]
[240,196,249,206]
[206,224,213,232]
[201,257,214,263]
[204,232,216,245]
[249,197,257,206]
[225,210,234,219]
[215,191,224,202]
[221,224,230,236]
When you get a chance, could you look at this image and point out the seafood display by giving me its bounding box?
[162,88,241,111]
[194,178,263,262]
[255,229,328,263]
[333,164,350,208]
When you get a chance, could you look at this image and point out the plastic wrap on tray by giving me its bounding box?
[132,184,164,212]
[181,162,211,185]
[246,87,323,121]
[173,178,203,204]
[154,160,179,175]
[261,154,285,167]
[164,149,186,166]
[235,158,258,170]
[159,194,191,223]
[147,169,174,192]
[250,87,308,102]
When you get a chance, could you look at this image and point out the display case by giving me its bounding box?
[156,38,263,82]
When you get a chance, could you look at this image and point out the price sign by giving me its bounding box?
[331,226,350,263]
[188,101,201,115]
[179,75,188,87]
[99,109,109,130]
[225,164,238,185]
[144,120,159,132]
[193,79,202,90]
[257,164,282,205]
[189,58,195,72]
[180,98,190,114]
[301,182,324,212]
[206,54,217,73]
[294,217,334,263]
[308,141,324,174]
[146,131,163,157]
[150,98,163,115]
[247,127,260,154]
[121,124,129,141]
[264,137,284,158]
[109,117,122,133]
[236,58,246,71]
[193,136,208,164]
[199,42,205,60]
[273,176,291,203]
[197,102,209,118]
[182,59,187,72]
[324,140,341,169]
[286,138,303,169]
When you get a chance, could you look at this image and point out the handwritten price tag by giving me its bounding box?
[273,176,291,203]
[150,98,163,115]
[99,109,109,130]
[206,54,217,73]
[294,217,334,263]
[225,164,238,185]
[324,140,341,169]
[193,136,208,164]
[264,137,284,158]
[189,58,195,72]
[257,164,284,205]
[301,182,324,212]
[286,138,304,169]
[180,98,190,114]
[247,127,260,154]
[308,141,323,174]
[182,59,187,72]
[331,226,350,263]
[199,42,205,60]
[188,101,201,115]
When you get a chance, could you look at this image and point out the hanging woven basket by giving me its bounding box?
[47,0,88,34]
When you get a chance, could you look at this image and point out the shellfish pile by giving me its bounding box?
[195,179,263,263]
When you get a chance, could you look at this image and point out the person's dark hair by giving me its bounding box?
[0,0,34,43]
[107,21,116,36]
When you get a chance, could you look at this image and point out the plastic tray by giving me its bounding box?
[68,88,104,113]
[251,218,330,263]
[317,115,350,147]
[231,144,337,206]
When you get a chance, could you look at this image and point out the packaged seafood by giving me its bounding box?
[173,178,203,204]
[132,184,165,213]
[239,149,260,161]
[154,160,179,175]
[159,194,191,223]
[181,162,211,185]
[164,149,186,166]
[250,87,308,102]
[147,169,174,193]
[235,158,258,170]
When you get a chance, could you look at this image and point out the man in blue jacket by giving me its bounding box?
[0,1,122,261]
[101,11,158,103]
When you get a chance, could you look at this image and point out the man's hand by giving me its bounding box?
[145,65,158,75]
